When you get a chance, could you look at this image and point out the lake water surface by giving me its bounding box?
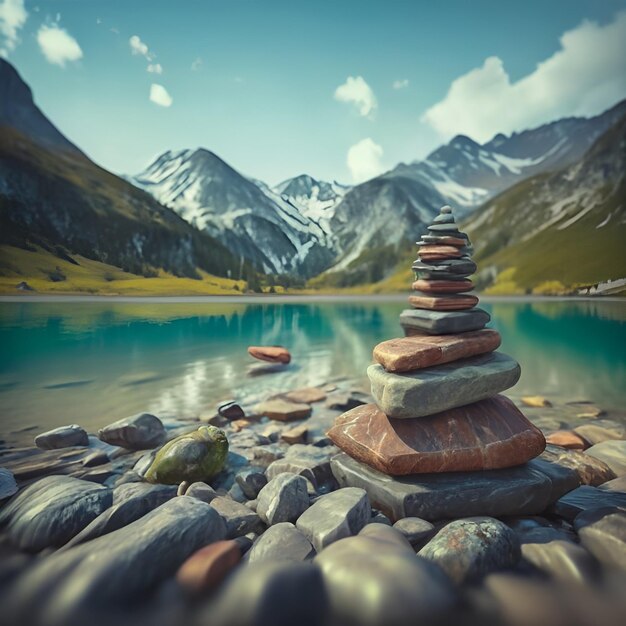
[1,296,625,440]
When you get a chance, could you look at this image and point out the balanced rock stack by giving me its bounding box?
[328,206,548,520]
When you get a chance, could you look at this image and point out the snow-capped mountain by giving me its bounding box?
[386,98,626,217]
[132,98,626,281]
[133,149,334,276]
[272,174,350,234]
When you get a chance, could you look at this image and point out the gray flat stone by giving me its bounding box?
[296,487,370,552]
[247,522,315,563]
[575,508,626,571]
[256,473,309,525]
[521,540,599,583]
[412,258,477,275]
[0,475,112,551]
[331,453,554,522]
[368,352,520,418]
[6,497,226,624]
[316,524,457,626]
[266,444,339,492]
[551,485,626,521]
[0,468,18,500]
[392,517,435,548]
[585,440,626,476]
[62,484,177,549]
[209,496,265,538]
[419,517,520,584]
[98,413,165,450]
[34,424,89,449]
[400,308,491,335]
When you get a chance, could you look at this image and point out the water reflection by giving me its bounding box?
[0,298,624,436]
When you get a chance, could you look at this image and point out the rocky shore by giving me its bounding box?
[0,376,625,626]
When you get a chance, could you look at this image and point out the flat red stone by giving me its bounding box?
[545,431,587,450]
[326,396,546,475]
[418,245,462,261]
[408,294,479,311]
[248,346,291,364]
[373,329,501,372]
[176,540,241,593]
[412,279,474,294]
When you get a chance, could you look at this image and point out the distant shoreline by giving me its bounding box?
[0,293,625,304]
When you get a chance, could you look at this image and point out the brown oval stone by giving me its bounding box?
[412,279,474,294]
[176,540,241,594]
[408,294,479,311]
[373,329,501,373]
[326,396,546,475]
[247,346,291,364]
[546,431,587,450]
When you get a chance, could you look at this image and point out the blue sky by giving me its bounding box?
[2,0,626,185]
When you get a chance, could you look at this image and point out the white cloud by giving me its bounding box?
[147,63,162,74]
[149,83,172,107]
[393,79,409,90]
[422,12,626,143]
[0,0,28,57]
[334,76,377,118]
[129,34,149,58]
[191,56,202,71]
[37,24,83,67]
[347,138,385,183]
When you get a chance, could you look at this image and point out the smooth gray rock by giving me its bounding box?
[61,484,177,549]
[296,487,370,552]
[368,352,520,418]
[331,453,554,522]
[209,495,264,538]
[412,258,477,276]
[34,424,88,450]
[527,457,580,501]
[551,485,626,521]
[248,522,315,563]
[266,444,339,492]
[585,440,626,476]
[0,467,18,500]
[207,561,329,626]
[316,524,457,626]
[6,497,226,625]
[98,413,165,450]
[257,473,309,525]
[419,517,521,584]
[400,308,491,335]
[521,540,600,583]
[505,516,576,545]
[575,507,626,571]
[0,475,111,551]
[393,517,435,548]
[599,476,626,493]
[235,467,267,499]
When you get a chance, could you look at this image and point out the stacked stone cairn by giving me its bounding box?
[328,205,548,520]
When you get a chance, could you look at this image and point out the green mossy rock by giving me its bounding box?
[145,426,229,485]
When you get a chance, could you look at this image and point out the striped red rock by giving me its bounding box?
[326,396,546,475]
[412,279,474,294]
[408,293,479,311]
[373,329,501,372]
[417,245,463,261]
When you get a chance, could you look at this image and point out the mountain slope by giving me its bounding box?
[463,112,626,293]
[0,59,241,281]
[133,151,335,277]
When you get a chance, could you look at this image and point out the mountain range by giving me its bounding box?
[133,97,626,287]
[1,56,624,293]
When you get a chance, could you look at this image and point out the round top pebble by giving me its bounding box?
[440,205,452,214]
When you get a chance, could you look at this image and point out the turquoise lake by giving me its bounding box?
[1,296,625,440]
